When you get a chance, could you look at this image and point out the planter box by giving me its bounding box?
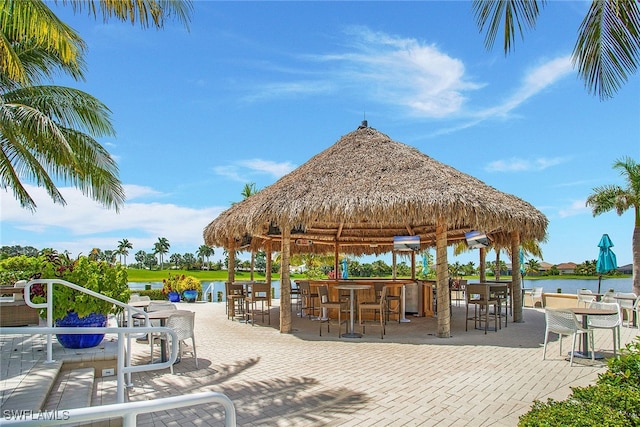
[542,293,578,309]
[0,301,40,327]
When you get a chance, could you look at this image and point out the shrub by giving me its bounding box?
[175,275,201,293]
[519,337,640,426]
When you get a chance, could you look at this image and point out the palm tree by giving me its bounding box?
[0,1,192,210]
[586,156,640,294]
[524,259,541,276]
[197,245,214,268]
[473,0,640,100]
[153,237,170,270]
[117,239,133,266]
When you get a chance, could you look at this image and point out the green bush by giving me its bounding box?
[0,255,42,285]
[133,289,165,301]
[519,337,640,426]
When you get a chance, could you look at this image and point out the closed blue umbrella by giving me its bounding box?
[519,248,525,276]
[341,258,348,279]
[596,234,617,293]
[422,251,429,276]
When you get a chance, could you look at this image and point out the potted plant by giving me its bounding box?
[30,252,129,349]
[176,276,202,303]
[162,273,182,302]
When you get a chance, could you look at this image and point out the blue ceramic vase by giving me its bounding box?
[182,289,198,302]
[55,312,107,349]
[168,291,181,302]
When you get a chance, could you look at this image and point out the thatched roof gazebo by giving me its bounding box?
[203,123,548,337]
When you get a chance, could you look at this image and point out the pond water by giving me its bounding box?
[129,277,634,301]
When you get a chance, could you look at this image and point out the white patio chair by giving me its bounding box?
[155,311,197,374]
[543,309,594,367]
[577,289,595,308]
[601,290,616,303]
[527,287,543,308]
[587,301,621,356]
[615,292,637,327]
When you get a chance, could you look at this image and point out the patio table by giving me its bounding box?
[134,309,192,363]
[569,307,618,359]
[334,283,371,338]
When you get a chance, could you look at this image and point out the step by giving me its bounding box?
[1,359,62,412]
[44,367,94,411]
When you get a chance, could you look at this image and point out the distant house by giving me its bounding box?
[538,262,553,273]
[617,264,633,275]
[555,262,577,275]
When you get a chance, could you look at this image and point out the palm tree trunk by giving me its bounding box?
[633,209,640,296]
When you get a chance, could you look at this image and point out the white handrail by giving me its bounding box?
[23,278,150,366]
[203,282,216,302]
[1,326,178,403]
[1,390,236,426]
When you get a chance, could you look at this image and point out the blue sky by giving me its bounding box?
[1,1,638,267]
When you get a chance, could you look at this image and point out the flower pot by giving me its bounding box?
[183,290,198,302]
[167,291,180,302]
[55,312,107,349]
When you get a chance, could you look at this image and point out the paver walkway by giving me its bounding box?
[2,300,639,426]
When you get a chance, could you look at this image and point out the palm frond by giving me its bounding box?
[473,0,545,53]
[573,0,640,100]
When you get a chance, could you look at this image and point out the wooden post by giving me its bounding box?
[265,240,272,285]
[228,238,235,284]
[479,247,486,283]
[280,226,292,333]
[436,220,450,338]
[511,231,523,323]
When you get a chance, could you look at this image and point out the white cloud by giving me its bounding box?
[214,159,296,182]
[237,159,296,178]
[558,199,590,218]
[0,185,226,256]
[475,56,573,119]
[485,157,567,172]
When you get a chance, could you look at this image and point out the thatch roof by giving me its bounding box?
[203,125,547,255]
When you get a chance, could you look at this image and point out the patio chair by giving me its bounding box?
[615,292,637,327]
[543,308,594,367]
[527,287,543,308]
[587,301,621,356]
[601,290,616,303]
[577,289,595,307]
[466,284,499,334]
[359,285,387,339]
[225,282,245,320]
[317,285,347,337]
[298,281,319,319]
[154,311,197,374]
[245,282,271,325]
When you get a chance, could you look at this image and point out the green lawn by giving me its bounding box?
[126,268,289,282]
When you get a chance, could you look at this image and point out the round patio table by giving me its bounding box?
[569,307,618,359]
[334,283,371,338]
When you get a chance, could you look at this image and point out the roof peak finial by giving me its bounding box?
[358,119,368,129]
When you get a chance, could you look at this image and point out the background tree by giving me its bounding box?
[473,0,640,100]
[134,250,146,266]
[153,237,170,270]
[586,156,639,295]
[169,253,183,269]
[196,244,214,268]
[524,259,541,276]
[182,252,196,270]
[117,238,133,266]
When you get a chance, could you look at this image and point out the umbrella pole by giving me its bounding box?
[597,275,602,294]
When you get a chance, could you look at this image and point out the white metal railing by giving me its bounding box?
[23,279,150,366]
[1,326,178,403]
[203,282,216,302]
[1,390,236,426]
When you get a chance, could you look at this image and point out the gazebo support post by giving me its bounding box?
[479,247,486,283]
[436,221,450,338]
[265,240,272,286]
[228,238,235,284]
[511,231,523,323]
[280,226,292,333]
